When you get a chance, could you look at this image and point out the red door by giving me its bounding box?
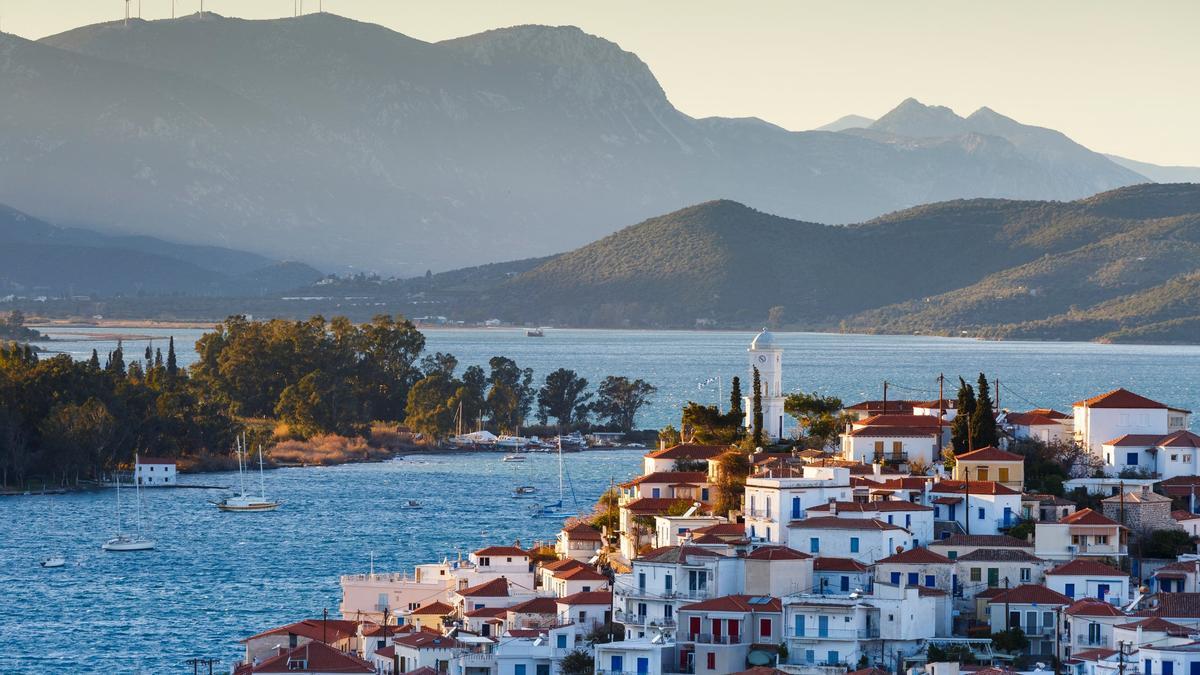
[689,617,701,640]
[728,620,740,643]
[712,619,723,639]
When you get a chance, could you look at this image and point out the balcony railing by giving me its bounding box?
[614,610,676,628]
[684,633,745,645]
[621,587,711,601]
[746,509,771,519]
[791,627,880,640]
[875,453,908,464]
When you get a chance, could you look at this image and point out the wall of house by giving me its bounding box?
[787,527,913,564]
[1076,407,1170,454]
[745,558,814,597]
[841,435,938,466]
[1047,574,1129,603]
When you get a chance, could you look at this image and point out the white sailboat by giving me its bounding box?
[530,439,572,518]
[213,435,281,512]
[102,454,155,552]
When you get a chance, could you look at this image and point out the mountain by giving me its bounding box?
[815,114,875,132]
[1104,155,1200,184]
[370,184,1200,343]
[0,13,1155,273]
[0,204,322,295]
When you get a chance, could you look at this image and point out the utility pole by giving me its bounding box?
[995,377,1000,411]
[1003,576,1010,629]
[1117,640,1130,675]
[882,381,889,415]
[964,466,971,535]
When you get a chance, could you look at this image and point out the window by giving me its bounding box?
[556,633,567,647]
[874,441,885,454]
[665,575,672,592]
[707,653,716,670]
[1065,583,1075,598]
[795,615,805,636]
[1096,535,1109,545]
[1020,568,1031,582]
[947,550,957,560]
[828,650,840,666]
[701,488,709,501]
[850,537,860,553]
[905,514,912,528]
[652,487,661,498]
[515,665,526,675]
[998,467,1009,482]
[893,441,903,453]
[890,572,901,584]
[887,514,894,524]
[970,567,981,582]
[934,506,941,518]
[407,602,420,611]
[925,574,935,587]
[1127,452,1139,466]
[537,666,550,675]
[978,507,985,520]
[805,650,815,664]
[908,572,919,585]
[760,618,772,638]
[792,497,801,519]
[977,468,989,481]
[479,557,491,566]
[638,573,646,590]
[810,538,820,553]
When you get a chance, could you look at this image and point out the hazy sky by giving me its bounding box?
[4,1,1198,165]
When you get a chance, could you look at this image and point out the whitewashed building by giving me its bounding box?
[135,457,176,486]
[743,466,852,547]
[742,329,790,441]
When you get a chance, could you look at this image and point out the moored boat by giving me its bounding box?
[40,555,66,568]
[213,436,281,512]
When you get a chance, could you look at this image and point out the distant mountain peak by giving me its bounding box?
[871,98,967,138]
[815,114,875,132]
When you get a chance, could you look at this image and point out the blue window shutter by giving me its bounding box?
[1065,583,1075,598]
[1128,452,1139,466]
[891,572,901,584]
[926,575,935,587]
[850,537,859,553]
[907,572,919,585]
[811,537,820,553]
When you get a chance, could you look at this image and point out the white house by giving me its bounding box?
[135,456,176,486]
[594,639,674,675]
[1137,641,1200,675]
[874,547,956,596]
[928,533,1034,561]
[744,466,852,547]
[246,640,374,674]
[812,557,872,596]
[786,516,913,564]
[953,548,1053,603]
[1073,388,1186,456]
[744,545,814,597]
[1062,598,1127,660]
[1045,559,1130,604]
[742,329,790,441]
[556,590,612,633]
[556,522,603,561]
[805,499,935,547]
[840,414,942,468]
[376,632,458,674]
[1100,431,1200,480]
[1034,508,1127,561]
[986,585,1072,656]
[642,443,729,475]
[613,545,744,640]
[923,480,1024,535]
[1004,410,1072,445]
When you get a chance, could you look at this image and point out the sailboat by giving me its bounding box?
[529,439,573,518]
[213,435,281,512]
[102,454,156,552]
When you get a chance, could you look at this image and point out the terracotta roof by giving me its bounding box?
[620,471,708,488]
[813,557,869,572]
[854,476,930,491]
[557,591,612,606]
[692,522,745,537]
[505,629,545,638]
[561,522,603,540]
[933,533,1032,548]
[1069,649,1117,663]
[876,547,952,565]
[807,500,932,513]
[1048,559,1128,577]
[918,586,947,597]
[1161,431,1200,448]
[988,584,1071,606]
[1030,408,1071,420]
[1074,388,1168,409]
[1173,510,1200,522]
[1005,412,1067,427]
[1029,493,1076,506]
[932,496,962,505]
[680,594,782,613]
[553,566,608,581]
[458,578,510,597]
[746,546,812,561]
[243,619,360,644]
[392,632,459,650]
[955,549,1044,563]
[644,444,729,460]
[691,533,729,545]
[636,545,726,563]
[137,456,175,465]
[624,497,687,515]
[1066,598,1126,617]
[249,641,374,673]
[474,546,529,558]
[506,597,559,614]
[412,601,455,615]
[956,446,1024,462]
[1059,508,1121,527]
[1103,490,1171,504]
[1132,593,1200,618]
[1114,617,1194,636]
[845,400,919,414]
[1155,560,1200,574]
[1104,434,1167,447]
[846,668,891,675]
[930,479,1020,496]
[856,414,943,428]
[788,516,907,531]
[975,588,1007,599]
[542,558,589,572]
[848,425,940,438]
[464,606,509,618]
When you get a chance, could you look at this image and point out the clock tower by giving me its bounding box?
[743,328,789,441]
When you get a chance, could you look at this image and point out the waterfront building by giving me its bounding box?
[620,470,714,504]
[240,619,360,666]
[340,562,457,622]
[235,639,374,674]
[371,631,459,674]
[134,456,176,486]
[1100,431,1200,480]
[1034,508,1128,561]
[451,577,536,616]
[742,329,790,441]
[642,443,729,475]
[1072,388,1190,455]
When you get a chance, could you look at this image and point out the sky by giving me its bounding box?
[3,0,1198,166]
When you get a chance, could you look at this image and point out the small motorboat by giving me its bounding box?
[513,485,537,498]
[526,328,545,337]
[399,499,422,510]
[40,555,66,568]
[502,454,526,462]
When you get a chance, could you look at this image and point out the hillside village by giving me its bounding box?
[230,331,1200,675]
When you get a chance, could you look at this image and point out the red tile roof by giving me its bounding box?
[788,516,907,531]
[680,594,782,613]
[932,533,1032,548]
[955,549,1044,563]
[557,590,613,606]
[474,546,529,558]
[249,641,374,673]
[812,557,869,572]
[458,578,510,597]
[691,533,729,545]
[392,632,460,650]
[553,566,608,581]
[1114,617,1194,636]
[1103,434,1165,447]
[1048,559,1128,577]
[464,606,509,618]
[1132,593,1200,618]
[1066,598,1126,617]
[1074,388,1168,409]
[620,471,708,488]
[361,624,414,638]
[644,444,730,460]
[1161,431,1200,448]
[1059,508,1121,527]
[243,619,360,644]
[506,597,560,614]
[412,601,455,615]
[1071,649,1118,662]
[845,400,919,414]
[542,558,589,572]
[1005,412,1067,427]
[988,584,1071,606]
[624,497,688,515]
[876,547,952,565]
[856,414,943,428]
[137,456,175,465]
[848,425,940,438]
[956,446,1024,462]
[636,545,726,563]
[692,522,746,537]
[746,546,812,561]
[1173,510,1200,522]
[1030,408,1071,420]
[561,522,603,540]
[806,501,932,513]
[930,479,1020,496]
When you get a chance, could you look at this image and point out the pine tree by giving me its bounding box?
[951,377,976,454]
[166,336,178,378]
[106,340,126,376]
[972,372,999,450]
[751,367,764,449]
[144,345,153,363]
[88,349,101,370]
[729,376,743,418]
[154,348,163,369]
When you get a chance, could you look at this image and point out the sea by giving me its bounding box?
[4,327,1199,672]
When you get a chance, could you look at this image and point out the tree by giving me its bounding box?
[729,376,743,418]
[487,357,535,430]
[405,373,463,440]
[713,449,750,514]
[751,367,764,448]
[680,402,740,444]
[971,373,999,450]
[88,349,101,371]
[275,371,366,437]
[991,627,1029,654]
[951,377,976,454]
[559,649,595,675]
[785,390,846,449]
[166,336,178,378]
[591,376,657,432]
[1142,529,1195,558]
[106,340,126,376]
[38,398,116,484]
[536,368,592,428]
[908,456,931,476]
[658,424,681,447]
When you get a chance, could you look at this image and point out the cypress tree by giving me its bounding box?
[106,340,125,375]
[951,377,976,454]
[144,345,153,362]
[729,376,743,418]
[972,372,999,450]
[166,336,178,378]
[88,349,101,370]
[751,367,764,449]
[154,348,163,369]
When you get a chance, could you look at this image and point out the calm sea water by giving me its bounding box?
[0,451,643,674]
[30,327,1200,428]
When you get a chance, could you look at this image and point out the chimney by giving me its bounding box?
[1136,625,1143,645]
[873,463,882,477]
[829,498,838,516]
[1142,485,1150,499]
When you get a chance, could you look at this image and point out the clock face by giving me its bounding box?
[757,354,767,363]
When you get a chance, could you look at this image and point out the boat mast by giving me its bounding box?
[258,445,267,499]
[115,466,123,536]
[558,437,564,504]
[238,434,247,497]
[134,452,143,535]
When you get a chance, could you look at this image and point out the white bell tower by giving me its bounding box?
[743,328,788,441]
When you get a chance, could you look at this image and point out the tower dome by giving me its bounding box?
[750,328,775,350]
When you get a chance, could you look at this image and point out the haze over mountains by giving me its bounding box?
[0,12,1186,273]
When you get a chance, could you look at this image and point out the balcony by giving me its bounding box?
[614,610,676,628]
[683,633,746,645]
[621,587,711,601]
[874,453,908,465]
[746,508,771,519]
[791,627,880,640]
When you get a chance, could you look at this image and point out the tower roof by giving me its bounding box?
[750,328,776,350]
